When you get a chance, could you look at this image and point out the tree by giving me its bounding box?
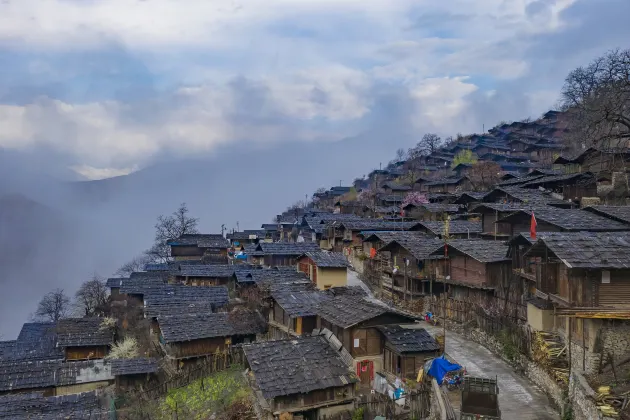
[469,161,502,191]
[418,133,442,154]
[402,191,429,207]
[75,275,109,317]
[35,289,70,322]
[561,49,630,151]
[145,202,199,263]
[452,150,478,167]
[115,255,153,276]
[395,148,406,162]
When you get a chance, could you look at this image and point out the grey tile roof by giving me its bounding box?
[435,239,509,263]
[498,208,630,232]
[485,186,568,206]
[158,311,265,343]
[116,277,168,295]
[314,287,415,328]
[526,231,630,269]
[0,360,60,391]
[301,251,349,268]
[339,220,417,231]
[378,194,404,203]
[142,285,229,306]
[472,202,532,213]
[0,391,107,420]
[167,234,229,249]
[254,242,320,256]
[358,231,424,242]
[144,299,222,318]
[383,182,412,191]
[144,263,171,271]
[497,174,545,186]
[373,206,400,214]
[521,172,595,188]
[271,288,329,317]
[17,323,56,342]
[106,277,128,288]
[243,336,357,399]
[454,192,487,203]
[415,220,482,236]
[378,326,441,354]
[584,206,630,225]
[424,177,467,186]
[129,271,171,281]
[379,236,444,260]
[226,230,265,240]
[56,318,114,348]
[0,339,63,363]
[412,203,460,213]
[110,358,159,376]
[175,264,235,278]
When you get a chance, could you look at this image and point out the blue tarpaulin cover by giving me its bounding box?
[427,356,461,384]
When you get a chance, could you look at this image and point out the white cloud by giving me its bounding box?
[71,164,139,181]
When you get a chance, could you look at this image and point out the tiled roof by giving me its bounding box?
[0,360,60,391]
[0,391,107,420]
[226,230,265,240]
[255,242,320,256]
[314,287,415,328]
[378,326,441,354]
[144,263,171,271]
[583,206,630,226]
[411,203,460,213]
[144,299,222,318]
[110,358,159,376]
[373,206,400,214]
[497,175,545,187]
[471,203,531,213]
[158,311,266,343]
[378,194,404,203]
[56,318,114,348]
[498,208,630,232]
[338,220,417,232]
[17,323,56,342]
[521,172,595,188]
[525,232,630,269]
[382,182,412,191]
[358,231,424,242]
[379,237,445,261]
[454,192,487,203]
[243,336,357,399]
[167,234,229,248]
[437,239,509,263]
[116,277,167,295]
[271,288,329,317]
[301,251,349,268]
[175,264,235,278]
[416,220,482,236]
[485,186,568,206]
[142,285,229,306]
[424,177,467,187]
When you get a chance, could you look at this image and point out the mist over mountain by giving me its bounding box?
[0,127,401,338]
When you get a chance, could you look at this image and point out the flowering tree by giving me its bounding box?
[402,191,429,207]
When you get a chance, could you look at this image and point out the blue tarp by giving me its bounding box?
[427,356,461,384]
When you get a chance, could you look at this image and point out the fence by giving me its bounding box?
[355,388,431,419]
[125,347,245,401]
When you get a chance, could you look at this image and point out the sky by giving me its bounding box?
[1,0,628,181]
[0,0,629,337]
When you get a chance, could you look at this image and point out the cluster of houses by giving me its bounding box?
[3,109,630,419]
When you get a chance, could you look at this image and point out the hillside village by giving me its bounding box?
[3,103,630,420]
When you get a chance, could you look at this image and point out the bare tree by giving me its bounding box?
[116,255,153,276]
[35,289,70,322]
[561,48,630,152]
[145,202,199,263]
[75,275,109,317]
[395,148,406,161]
[469,161,502,191]
[418,133,442,154]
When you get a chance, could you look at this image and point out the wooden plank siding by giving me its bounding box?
[65,346,108,361]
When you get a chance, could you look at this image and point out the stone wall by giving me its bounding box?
[428,379,447,420]
[569,371,604,420]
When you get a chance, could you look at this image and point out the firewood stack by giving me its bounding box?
[531,331,569,384]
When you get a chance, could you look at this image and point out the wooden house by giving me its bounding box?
[523,143,565,163]
[243,336,358,419]
[314,287,417,385]
[171,264,236,288]
[519,172,597,202]
[156,310,266,367]
[333,220,417,252]
[583,205,630,227]
[412,220,482,239]
[167,234,230,262]
[297,251,349,290]
[260,224,280,242]
[403,203,460,221]
[483,186,572,208]
[226,230,265,248]
[453,192,487,211]
[111,358,158,391]
[377,237,446,299]
[378,326,440,379]
[268,285,327,339]
[554,147,630,177]
[524,232,630,374]
[249,242,320,267]
[429,240,510,303]
[424,177,470,194]
[381,182,412,195]
[56,318,114,361]
[496,207,630,237]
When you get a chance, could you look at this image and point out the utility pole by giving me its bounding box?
[236,221,240,232]
[339,179,342,187]
[221,224,225,236]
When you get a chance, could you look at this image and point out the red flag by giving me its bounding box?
[530,212,537,240]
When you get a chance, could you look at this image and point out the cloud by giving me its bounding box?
[0,0,627,173]
[70,164,139,180]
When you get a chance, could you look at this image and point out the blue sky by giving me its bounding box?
[0,0,628,180]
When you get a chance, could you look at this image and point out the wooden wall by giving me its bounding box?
[65,346,108,361]
[272,384,355,412]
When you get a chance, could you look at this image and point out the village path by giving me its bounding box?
[347,269,559,419]
[410,323,560,419]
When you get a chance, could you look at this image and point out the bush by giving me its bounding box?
[352,407,365,420]
[106,337,139,359]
